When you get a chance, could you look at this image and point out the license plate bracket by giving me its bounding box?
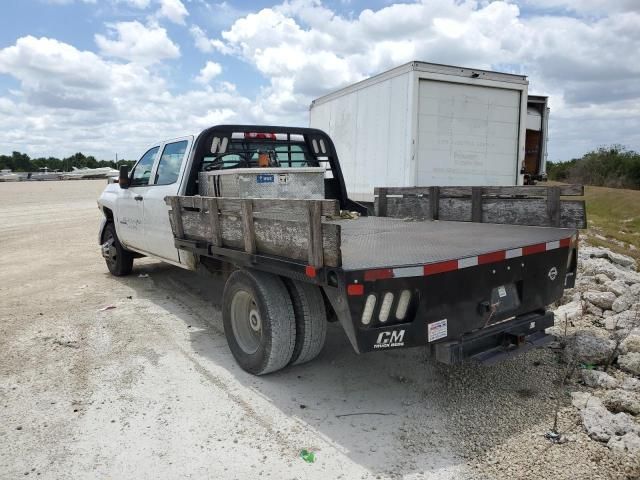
[490,282,520,314]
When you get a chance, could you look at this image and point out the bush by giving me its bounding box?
[548,146,640,190]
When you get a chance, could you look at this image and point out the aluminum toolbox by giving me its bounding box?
[198,167,325,199]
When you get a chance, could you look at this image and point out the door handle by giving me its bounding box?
[134,195,143,201]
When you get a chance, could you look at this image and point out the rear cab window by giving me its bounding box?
[201,133,320,171]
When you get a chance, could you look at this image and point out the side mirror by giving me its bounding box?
[119,165,130,189]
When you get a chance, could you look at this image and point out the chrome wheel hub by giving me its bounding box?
[101,237,117,265]
[230,290,262,355]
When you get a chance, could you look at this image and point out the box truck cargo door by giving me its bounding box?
[416,80,521,186]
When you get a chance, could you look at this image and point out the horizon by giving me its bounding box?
[1,0,639,162]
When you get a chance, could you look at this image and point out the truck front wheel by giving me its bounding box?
[101,222,134,276]
[222,269,296,375]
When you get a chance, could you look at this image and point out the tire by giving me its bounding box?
[222,269,296,375]
[101,222,134,276]
[285,279,327,365]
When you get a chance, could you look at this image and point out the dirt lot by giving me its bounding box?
[0,180,633,479]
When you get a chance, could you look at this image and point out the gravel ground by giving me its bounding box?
[0,180,637,479]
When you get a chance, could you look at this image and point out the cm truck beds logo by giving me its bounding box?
[374,330,405,349]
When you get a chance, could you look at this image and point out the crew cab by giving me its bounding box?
[98,125,582,375]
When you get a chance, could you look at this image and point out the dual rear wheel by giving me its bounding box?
[222,269,327,375]
[100,226,326,375]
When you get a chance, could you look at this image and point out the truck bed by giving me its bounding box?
[331,216,573,271]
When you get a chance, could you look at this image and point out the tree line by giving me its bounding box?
[547,145,640,190]
[0,151,135,172]
[3,145,639,189]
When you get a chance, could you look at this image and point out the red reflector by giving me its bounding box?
[424,260,458,276]
[523,243,546,256]
[347,284,364,296]
[244,132,276,140]
[560,237,571,248]
[363,269,393,281]
[478,251,506,265]
[305,265,316,277]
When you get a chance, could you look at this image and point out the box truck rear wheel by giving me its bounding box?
[285,279,327,365]
[222,269,296,375]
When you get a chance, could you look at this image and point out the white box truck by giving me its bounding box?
[309,61,549,201]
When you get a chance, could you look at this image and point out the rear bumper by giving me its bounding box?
[432,310,554,365]
[322,244,575,364]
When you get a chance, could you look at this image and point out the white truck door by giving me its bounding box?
[142,137,192,263]
[116,146,159,250]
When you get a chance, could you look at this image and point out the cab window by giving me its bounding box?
[155,140,187,185]
[131,146,159,187]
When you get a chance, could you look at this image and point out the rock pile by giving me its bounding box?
[552,244,640,458]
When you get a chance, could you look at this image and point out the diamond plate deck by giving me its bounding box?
[330,217,575,271]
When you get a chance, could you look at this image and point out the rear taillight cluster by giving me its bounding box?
[361,290,414,326]
[566,232,579,271]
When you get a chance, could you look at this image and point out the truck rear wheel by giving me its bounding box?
[222,269,296,375]
[285,280,327,365]
[101,223,134,276]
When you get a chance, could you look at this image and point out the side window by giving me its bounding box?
[131,147,159,187]
[155,140,188,185]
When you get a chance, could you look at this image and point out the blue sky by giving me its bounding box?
[0,0,639,162]
[0,0,395,99]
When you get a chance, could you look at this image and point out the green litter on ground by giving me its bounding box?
[300,449,315,463]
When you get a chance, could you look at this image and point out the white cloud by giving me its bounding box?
[190,25,233,54]
[0,36,254,159]
[95,21,180,65]
[514,0,640,14]
[116,0,151,8]
[1,1,639,161]
[190,25,213,52]
[196,61,222,84]
[43,0,96,4]
[206,0,640,159]
[156,0,189,25]
[208,2,527,121]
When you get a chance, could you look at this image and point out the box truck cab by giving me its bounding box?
[309,61,549,202]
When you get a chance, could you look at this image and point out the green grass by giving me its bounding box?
[581,185,640,262]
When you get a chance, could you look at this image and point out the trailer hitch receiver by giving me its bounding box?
[432,311,554,365]
[503,332,526,347]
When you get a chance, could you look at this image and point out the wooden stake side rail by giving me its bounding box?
[374,185,587,229]
[166,196,342,268]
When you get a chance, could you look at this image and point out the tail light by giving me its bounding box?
[379,293,394,323]
[396,290,411,320]
[361,295,376,325]
[358,290,416,326]
[567,232,579,270]
[244,132,276,140]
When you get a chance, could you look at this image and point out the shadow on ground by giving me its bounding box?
[116,260,566,478]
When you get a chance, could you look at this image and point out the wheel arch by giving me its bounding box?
[98,206,114,244]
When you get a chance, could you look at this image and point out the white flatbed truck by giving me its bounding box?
[97,125,584,375]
